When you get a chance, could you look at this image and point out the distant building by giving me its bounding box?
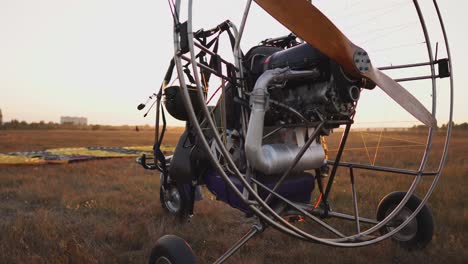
[60,116,87,125]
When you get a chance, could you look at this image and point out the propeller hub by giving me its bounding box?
[353,48,371,73]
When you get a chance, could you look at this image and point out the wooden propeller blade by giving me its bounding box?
[363,68,437,127]
[254,0,437,127]
[254,0,359,76]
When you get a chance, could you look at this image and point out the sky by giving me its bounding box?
[0,0,466,127]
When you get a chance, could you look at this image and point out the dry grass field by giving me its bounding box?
[0,129,466,263]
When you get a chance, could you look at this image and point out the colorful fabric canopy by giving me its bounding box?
[0,146,175,165]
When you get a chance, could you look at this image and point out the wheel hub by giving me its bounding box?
[164,187,182,213]
[387,207,418,242]
[155,256,172,264]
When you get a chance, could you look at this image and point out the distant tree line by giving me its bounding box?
[1,119,466,131]
[410,122,468,131]
[0,119,154,131]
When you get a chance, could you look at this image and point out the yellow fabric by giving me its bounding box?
[123,146,153,152]
[0,145,175,165]
[0,154,46,165]
[47,148,132,157]
[123,145,175,152]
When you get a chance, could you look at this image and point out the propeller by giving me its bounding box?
[254,0,436,127]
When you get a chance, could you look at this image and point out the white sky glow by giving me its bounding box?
[0,0,466,127]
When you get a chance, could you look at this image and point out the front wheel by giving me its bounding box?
[377,192,434,250]
[148,235,196,264]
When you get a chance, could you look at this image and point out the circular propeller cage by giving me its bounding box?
[170,0,453,247]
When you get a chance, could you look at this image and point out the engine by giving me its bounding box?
[244,43,365,127]
[242,42,375,176]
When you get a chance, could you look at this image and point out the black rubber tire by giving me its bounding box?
[148,235,196,264]
[377,192,434,250]
[160,182,192,220]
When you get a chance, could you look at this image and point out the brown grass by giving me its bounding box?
[0,128,184,153]
[0,129,466,263]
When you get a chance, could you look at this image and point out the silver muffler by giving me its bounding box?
[245,68,325,175]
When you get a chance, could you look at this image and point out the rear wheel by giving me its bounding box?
[160,175,192,220]
[148,235,196,264]
[377,192,434,250]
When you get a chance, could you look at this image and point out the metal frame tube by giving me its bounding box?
[349,167,361,234]
[327,160,438,176]
[327,211,379,225]
[193,42,238,69]
[251,178,346,238]
[214,226,261,264]
[233,0,253,137]
[395,74,440,82]
[180,55,234,82]
[323,123,351,201]
[378,61,433,70]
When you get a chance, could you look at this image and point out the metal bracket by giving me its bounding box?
[437,58,450,78]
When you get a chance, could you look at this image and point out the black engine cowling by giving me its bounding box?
[244,43,363,126]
